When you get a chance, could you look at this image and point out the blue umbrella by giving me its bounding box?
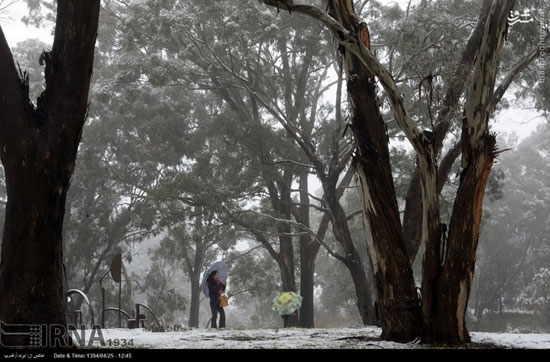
[202,261,229,298]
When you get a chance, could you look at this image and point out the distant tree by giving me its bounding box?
[521,268,550,327]
[133,238,187,326]
[316,252,363,324]
[158,209,236,328]
[225,248,281,328]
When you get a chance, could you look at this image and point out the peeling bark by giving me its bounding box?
[424,0,515,344]
[402,0,492,264]
[263,0,517,345]
[329,0,421,341]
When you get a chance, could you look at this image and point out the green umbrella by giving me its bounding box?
[271,292,303,316]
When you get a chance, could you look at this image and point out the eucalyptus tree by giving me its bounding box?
[262,0,547,344]
[150,150,242,328]
[133,237,187,325]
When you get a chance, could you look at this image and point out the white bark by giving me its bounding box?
[356,164,380,275]
[464,0,513,151]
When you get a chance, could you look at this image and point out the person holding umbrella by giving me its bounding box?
[272,291,302,328]
[206,270,226,328]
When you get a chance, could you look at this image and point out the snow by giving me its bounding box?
[87,326,403,349]
[78,326,550,349]
[471,332,550,349]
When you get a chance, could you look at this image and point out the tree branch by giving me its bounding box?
[0,25,29,148]
[227,288,251,299]
[263,1,425,155]
[41,0,101,140]
[336,165,355,200]
[430,0,492,155]
[346,209,363,220]
[239,209,347,262]
[463,0,515,149]
[308,192,325,205]
[224,243,272,264]
[437,141,462,193]
[260,157,315,170]
[490,32,549,112]
[169,226,194,276]
[223,210,281,263]
[291,202,329,213]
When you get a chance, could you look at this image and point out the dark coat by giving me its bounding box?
[206,277,226,305]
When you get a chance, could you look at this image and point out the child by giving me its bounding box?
[281,310,298,328]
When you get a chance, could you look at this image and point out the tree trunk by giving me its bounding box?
[263,0,518,345]
[298,173,320,328]
[188,212,206,328]
[325,189,374,324]
[344,36,420,342]
[402,0,492,264]
[280,258,298,327]
[271,175,299,327]
[188,273,201,328]
[299,254,316,328]
[356,159,421,341]
[345,257,374,325]
[279,200,298,328]
[424,0,515,344]
[0,0,100,347]
[322,0,421,341]
[475,304,486,330]
[431,141,496,342]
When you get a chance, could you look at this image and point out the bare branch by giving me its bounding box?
[228,288,251,299]
[0,26,29,148]
[192,29,333,182]
[308,192,324,205]
[0,0,17,12]
[262,1,425,154]
[437,141,462,193]
[261,158,315,169]
[394,21,474,81]
[222,210,281,262]
[240,209,346,262]
[336,165,355,200]
[491,32,549,111]
[346,209,363,220]
[291,202,329,213]
[224,243,271,264]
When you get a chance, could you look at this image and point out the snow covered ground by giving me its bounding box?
[471,331,550,349]
[78,326,550,349]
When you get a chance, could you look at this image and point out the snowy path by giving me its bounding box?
[78,327,550,349]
